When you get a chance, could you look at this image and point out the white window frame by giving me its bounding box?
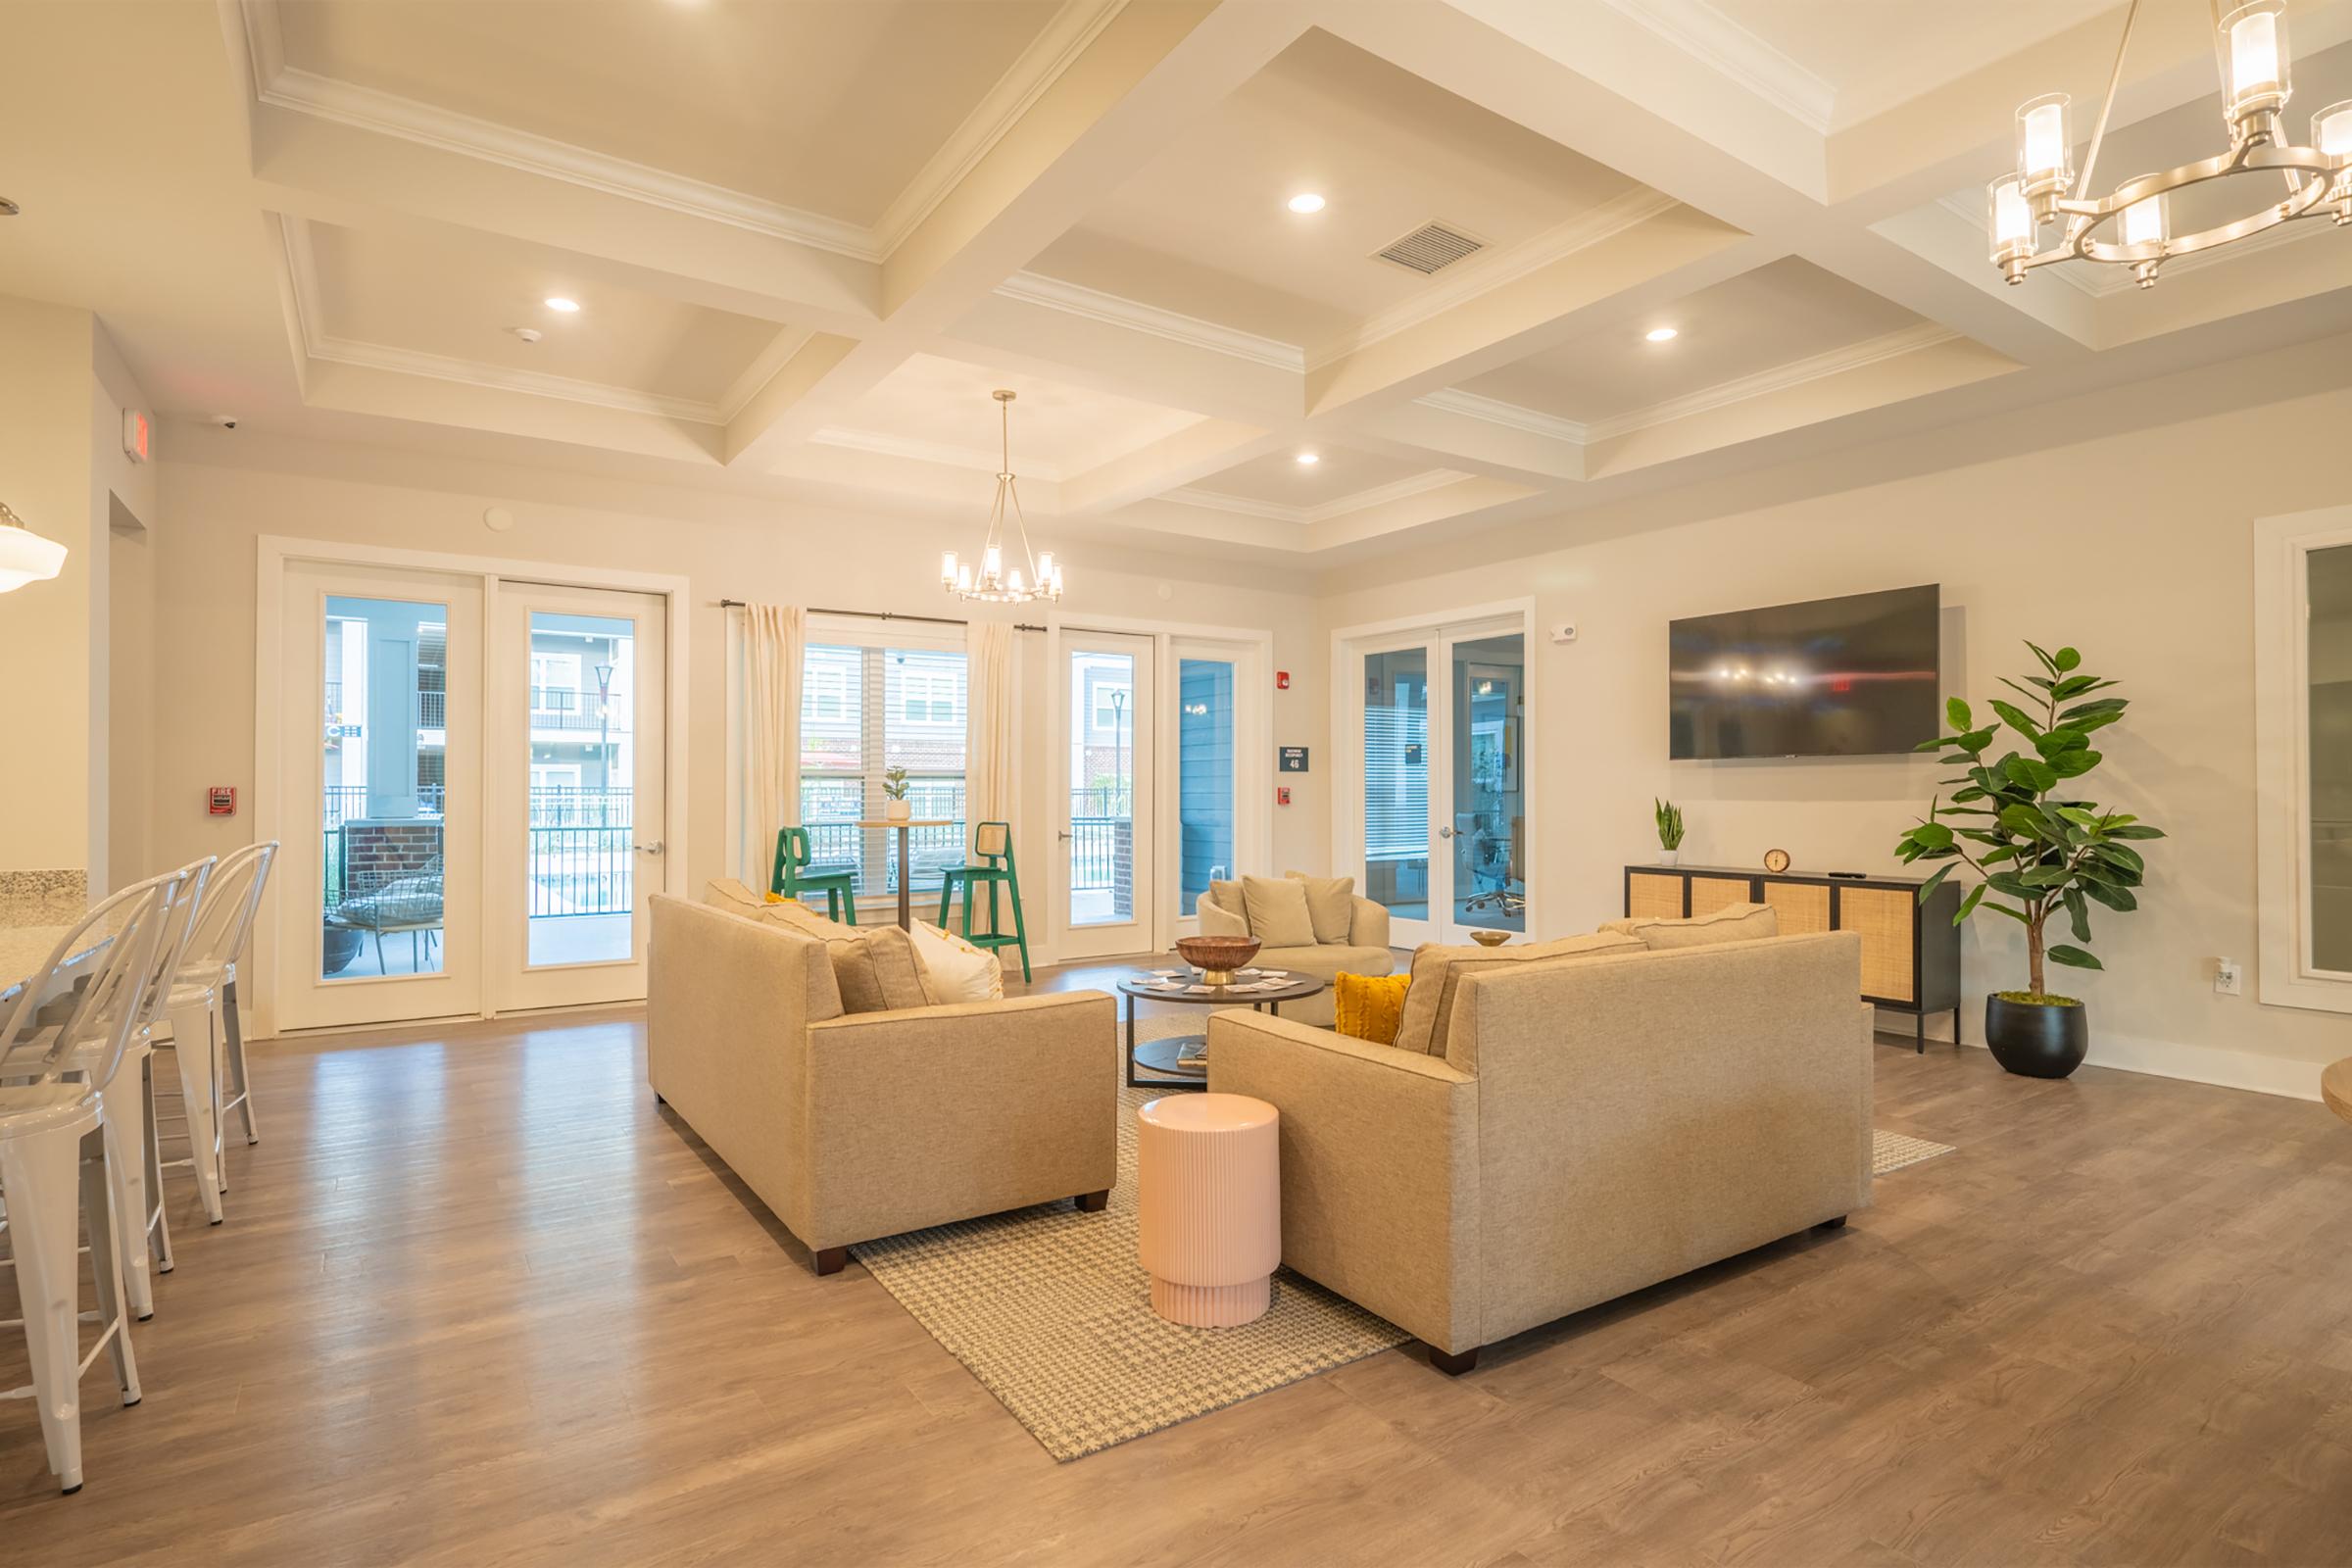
[2254,505,2352,1014]
[799,617,968,904]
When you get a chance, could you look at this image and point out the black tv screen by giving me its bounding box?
[1669,585,1940,760]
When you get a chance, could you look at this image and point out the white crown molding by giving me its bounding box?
[236,0,1118,266]
[1587,320,1961,441]
[1167,468,1472,526]
[1593,0,1836,134]
[807,426,1072,485]
[994,271,1306,371]
[870,1,1129,255]
[1412,388,1590,445]
[278,214,760,424]
[1306,188,1684,371]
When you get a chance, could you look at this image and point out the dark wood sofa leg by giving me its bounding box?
[812,1246,849,1276]
[1074,1190,1109,1212]
[1428,1345,1479,1376]
[1814,1215,1848,1232]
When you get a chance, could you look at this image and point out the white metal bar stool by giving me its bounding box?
[151,841,275,1222]
[0,871,179,1493]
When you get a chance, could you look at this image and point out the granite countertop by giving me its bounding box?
[0,867,89,927]
[0,910,127,1007]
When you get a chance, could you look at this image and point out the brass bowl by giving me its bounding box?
[1469,929,1512,948]
[1175,935,1261,987]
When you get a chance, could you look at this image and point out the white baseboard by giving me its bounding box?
[1874,1005,2326,1103]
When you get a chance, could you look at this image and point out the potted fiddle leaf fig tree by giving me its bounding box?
[1893,642,2164,1079]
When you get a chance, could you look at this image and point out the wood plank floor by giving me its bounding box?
[4,971,2350,1566]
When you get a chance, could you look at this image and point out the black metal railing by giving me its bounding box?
[528,825,633,918]
[1070,815,1125,891]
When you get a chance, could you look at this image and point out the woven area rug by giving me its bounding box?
[850,1018,1404,1461]
[1874,1130,1956,1174]
[852,1016,1957,1461]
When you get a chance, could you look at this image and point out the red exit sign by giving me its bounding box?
[122,408,151,464]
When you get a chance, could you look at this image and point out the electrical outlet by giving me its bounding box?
[2214,957,2243,997]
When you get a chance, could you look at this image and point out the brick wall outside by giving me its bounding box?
[344,822,443,895]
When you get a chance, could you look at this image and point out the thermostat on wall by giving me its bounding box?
[1549,620,1577,644]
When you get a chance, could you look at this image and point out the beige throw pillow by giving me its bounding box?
[1284,870,1357,945]
[1602,902,1779,951]
[1241,874,1318,950]
[1392,931,1646,1057]
[1206,878,1242,919]
[759,898,930,1013]
[907,919,1004,1004]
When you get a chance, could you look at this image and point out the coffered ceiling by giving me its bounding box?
[3,0,2350,577]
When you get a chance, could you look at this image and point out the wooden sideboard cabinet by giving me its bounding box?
[1622,863,1962,1050]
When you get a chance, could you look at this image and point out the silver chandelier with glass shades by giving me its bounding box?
[941,388,1063,606]
[1987,0,2350,289]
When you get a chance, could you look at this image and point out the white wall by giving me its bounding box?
[141,427,1329,999]
[1318,368,2352,1097]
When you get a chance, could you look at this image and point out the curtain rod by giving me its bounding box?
[718,601,1046,632]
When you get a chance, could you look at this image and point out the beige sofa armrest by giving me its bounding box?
[1348,895,1390,952]
[1198,892,1249,938]
[1205,1010,1479,1353]
[798,991,1116,1250]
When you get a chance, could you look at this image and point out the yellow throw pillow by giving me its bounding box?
[1333,972,1412,1047]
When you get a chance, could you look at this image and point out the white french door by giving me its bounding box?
[1346,613,1531,948]
[274,565,668,1030]
[1057,631,1156,959]
[489,585,667,1011]
[276,564,484,1030]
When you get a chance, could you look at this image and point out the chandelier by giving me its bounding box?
[0,501,67,594]
[1987,0,2350,288]
[941,388,1062,605]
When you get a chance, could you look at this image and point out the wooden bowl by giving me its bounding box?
[1176,935,1261,986]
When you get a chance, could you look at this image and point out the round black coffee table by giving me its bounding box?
[1115,968,1327,1089]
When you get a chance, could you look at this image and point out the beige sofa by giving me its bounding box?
[1198,879,1393,1027]
[1207,931,1874,1370]
[648,894,1116,1273]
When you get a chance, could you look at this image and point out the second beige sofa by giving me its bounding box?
[1206,931,1874,1371]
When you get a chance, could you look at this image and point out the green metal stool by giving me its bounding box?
[771,825,858,925]
[936,821,1030,981]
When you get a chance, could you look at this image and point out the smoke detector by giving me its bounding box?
[511,326,543,344]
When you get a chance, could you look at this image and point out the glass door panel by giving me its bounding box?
[493,586,666,1011]
[1060,633,1154,958]
[1446,633,1527,937]
[277,566,482,1032]
[1363,646,1432,933]
[1176,657,1236,918]
[2310,542,2352,973]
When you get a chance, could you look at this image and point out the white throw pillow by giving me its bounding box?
[907,919,1004,1004]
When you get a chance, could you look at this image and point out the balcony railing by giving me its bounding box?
[321,786,636,920]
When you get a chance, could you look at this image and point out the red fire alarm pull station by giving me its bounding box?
[1276,786,1292,807]
[1275,670,1291,690]
[208,786,237,817]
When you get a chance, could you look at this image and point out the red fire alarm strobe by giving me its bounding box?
[1276,786,1292,807]
[208,786,236,817]
[1275,670,1291,690]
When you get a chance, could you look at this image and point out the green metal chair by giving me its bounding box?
[936,821,1029,981]
[771,825,858,925]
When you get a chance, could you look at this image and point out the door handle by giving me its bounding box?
[634,841,666,855]
[1438,826,1454,839]
[1056,831,1074,841]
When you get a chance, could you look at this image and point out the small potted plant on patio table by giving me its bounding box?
[1894,642,2164,1079]
[883,766,912,822]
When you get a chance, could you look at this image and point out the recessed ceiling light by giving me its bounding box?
[545,297,580,314]
[1286,193,1326,215]
[1644,326,1679,343]
[1296,451,1320,466]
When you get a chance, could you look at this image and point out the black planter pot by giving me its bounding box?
[322,924,362,977]
[1984,995,2088,1079]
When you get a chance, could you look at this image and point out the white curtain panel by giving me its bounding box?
[744,603,805,891]
[964,619,1017,930]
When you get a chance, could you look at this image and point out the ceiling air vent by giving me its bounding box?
[1375,220,1485,275]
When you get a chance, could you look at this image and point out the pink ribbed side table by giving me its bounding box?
[1136,1093,1280,1327]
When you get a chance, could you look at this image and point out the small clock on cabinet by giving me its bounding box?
[1763,848,1790,873]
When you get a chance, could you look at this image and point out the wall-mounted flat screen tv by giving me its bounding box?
[1669,584,1940,760]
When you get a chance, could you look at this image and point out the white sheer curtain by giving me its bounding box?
[964,619,1016,929]
[743,604,805,893]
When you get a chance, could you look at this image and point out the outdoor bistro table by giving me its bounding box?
[852,818,955,930]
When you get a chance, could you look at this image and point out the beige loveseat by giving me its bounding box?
[1198,875,1394,1026]
[648,894,1116,1273]
[1207,931,1874,1370]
